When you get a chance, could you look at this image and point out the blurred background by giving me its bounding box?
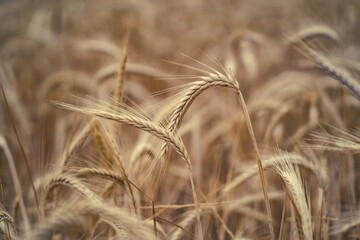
[1,0,360,239]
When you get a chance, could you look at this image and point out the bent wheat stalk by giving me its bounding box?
[54,101,203,239]
[160,59,274,239]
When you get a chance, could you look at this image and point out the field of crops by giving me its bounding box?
[0,0,360,239]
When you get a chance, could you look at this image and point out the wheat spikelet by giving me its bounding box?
[73,167,125,184]
[272,151,313,240]
[158,58,274,239]
[48,174,102,205]
[292,41,360,101]
[2,2,360,239]
[54,100,203,239]
[113,34,128,107]
[222,153,320,197]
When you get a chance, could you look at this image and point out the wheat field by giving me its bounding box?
[0,0,360,239]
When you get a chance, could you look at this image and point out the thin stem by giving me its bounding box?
[236,90,275,240]
[1,85,40,217]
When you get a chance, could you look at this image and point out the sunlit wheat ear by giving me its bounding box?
[72,167,125,185]
[160,57,274,239]
[291,40,360,101]
[221,152,320,198]
[272,151,313,240]
[160,59,239,136]
[54,100,204,240]
[47,174,103,204]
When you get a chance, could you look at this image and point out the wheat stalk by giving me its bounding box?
[159,59,275,239]
[54,100,203,239]
[0,136,30,233]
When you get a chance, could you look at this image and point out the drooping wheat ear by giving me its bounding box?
[222,153,321,198]
[54,101,202,239]
[292,41,360,101]
[160,58,274,239]
[73,167,125,184]
[168,79,236,133]
[48,174,102,205]
[272,151,313,240]
[54,102,191,167]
